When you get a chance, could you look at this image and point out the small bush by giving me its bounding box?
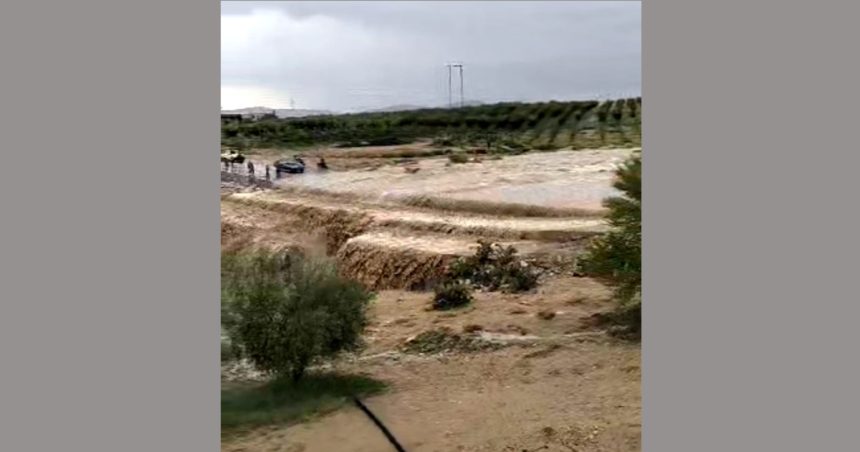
[448,153,469,164]
[505,263,540,292]
[221,249,373,381]
[445,240,539,293]
[432,280,474,310]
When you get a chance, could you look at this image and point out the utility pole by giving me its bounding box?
[445,62,464,108]
[446,63,453,108]
[457,64,464,108]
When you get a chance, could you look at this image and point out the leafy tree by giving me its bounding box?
[579,154,642,328]
[221,250,372,381]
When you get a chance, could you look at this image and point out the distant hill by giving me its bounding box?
[367,104,428,113]
[222,106,334,118]
[362,100,485,113]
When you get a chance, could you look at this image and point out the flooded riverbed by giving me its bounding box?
[268,148,636,210]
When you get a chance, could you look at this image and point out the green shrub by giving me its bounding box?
[445,240,538,293]
[432,280,474,310]
[221,249,372,381]
[506,262,540,292]
[578,154,641,334]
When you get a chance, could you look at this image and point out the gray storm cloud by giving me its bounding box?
[221,1,641,111]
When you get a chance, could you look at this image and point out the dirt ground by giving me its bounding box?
[223,277,640,452]
[221,147,640,451]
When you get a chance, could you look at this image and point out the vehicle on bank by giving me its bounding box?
[273,158,306,174]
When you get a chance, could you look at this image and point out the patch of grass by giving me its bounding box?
[401,327,501,354]
[221,372,387,434]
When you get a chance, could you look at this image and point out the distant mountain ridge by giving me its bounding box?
[221,106,334,118]
[368,100,486,112]
[223,101,490,117]
[366,104,427,113]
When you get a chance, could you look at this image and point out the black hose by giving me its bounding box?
[352,396,407,452]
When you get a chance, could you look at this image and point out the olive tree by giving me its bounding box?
[221,250,372,381]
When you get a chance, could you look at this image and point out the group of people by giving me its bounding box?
[241,160,275,181]
[223,155,329,181]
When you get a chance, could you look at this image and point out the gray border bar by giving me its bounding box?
[647,1,860,451]
[0,0,220,450]
[2,1,859,451]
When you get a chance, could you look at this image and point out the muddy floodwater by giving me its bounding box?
[271,148,636,210]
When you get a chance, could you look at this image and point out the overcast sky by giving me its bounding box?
[221,1,640,112]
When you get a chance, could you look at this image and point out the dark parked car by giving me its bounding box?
[273,159,305,174]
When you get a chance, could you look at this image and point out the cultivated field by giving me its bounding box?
[221,136,640,451]
[222,98,642,151]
